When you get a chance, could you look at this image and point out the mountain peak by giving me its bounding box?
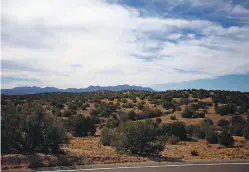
[1,85,154,95]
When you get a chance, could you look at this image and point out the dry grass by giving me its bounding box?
[164,136,249,161]
[62,137,148,164]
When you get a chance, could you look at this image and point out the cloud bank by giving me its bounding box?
[1,0,249,89]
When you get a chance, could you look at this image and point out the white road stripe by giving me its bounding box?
[41,162,249,172]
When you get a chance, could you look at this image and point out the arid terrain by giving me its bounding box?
[1,90,249,170]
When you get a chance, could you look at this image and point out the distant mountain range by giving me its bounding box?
[1,85,154,95]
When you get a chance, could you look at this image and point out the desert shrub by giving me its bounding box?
[155,118,162,125]
[136,101,144,110]
[168,135,180,145]
[52,108,61,117]
[162,101,174,109]
[1,101,68,154]
[119,110,136,122]
[127,110,136,121]
[100,127,118,146]
[106,117,120,128]
[191,150,199,156]
[243,127,249,140]
[108,97,114,101]
[122,103,129,108]
[203,118,213,126]
[180,98,189,105]
[217,119,230,127]
[170,115,176,120]
[68,103,77,110]
[181,106,195,118]
[121,99,128,103]
[127,102,134,108]
[131,97,137,103]
[62,109,76,117]
[205,127,218,144]
[231,115,246,125]
[243,115,249,140]
[81,103,90,110]
[142,108,162,118]
[151,99,159,105]
[230,123,245,136]
[192,119,213,139]
[176,106,182,111]
[77,102,83,108]
[193,125,206,139]
[56,102,64,109]
[135,114,149,120]
[170,121,187,140]
[218,129,234,147]
[113,120,166,156]
[186,124,198,136]
[230,115,246,136]
[238,106,246,114]
[69,114,96,137]
[197,112,205,118]
[192,112,205,118]
[216,104,237,115]
[160,123,171,135]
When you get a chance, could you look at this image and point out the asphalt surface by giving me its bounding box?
[5,162,249,172]
[44,163,249,172]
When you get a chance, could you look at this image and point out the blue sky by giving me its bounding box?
[1,0,249,91]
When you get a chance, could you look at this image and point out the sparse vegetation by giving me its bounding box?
[2,89,249,168]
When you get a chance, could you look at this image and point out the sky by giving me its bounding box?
[1,0,249,90]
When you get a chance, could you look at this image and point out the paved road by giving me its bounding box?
[39,163,249,172]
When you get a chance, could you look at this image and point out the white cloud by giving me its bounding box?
[1,0,249,89]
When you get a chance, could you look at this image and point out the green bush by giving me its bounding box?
[217,119,230,127]
[122,103,129,108]
[193,125,206,139]
[56,102,64,109]
[136,102,144,110]
[103,120,166,156]
[121,99,128,103]
[162,101,174,109]
[69,114,96,137]
[100,127,118,146]
[180,98,189,105]
[151,99,159,105]
[106,117,120,128]
[181,106,195,118]
[155,118,162,125]
[202,118,213,126]
[142,108,162,118]
[170,121,187,140]
[243,127,249,140]
[243,115,249,140]
[1,101,68,154]
[62,109,75,117]
[205,127,218,144]
[218,129,234,147]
